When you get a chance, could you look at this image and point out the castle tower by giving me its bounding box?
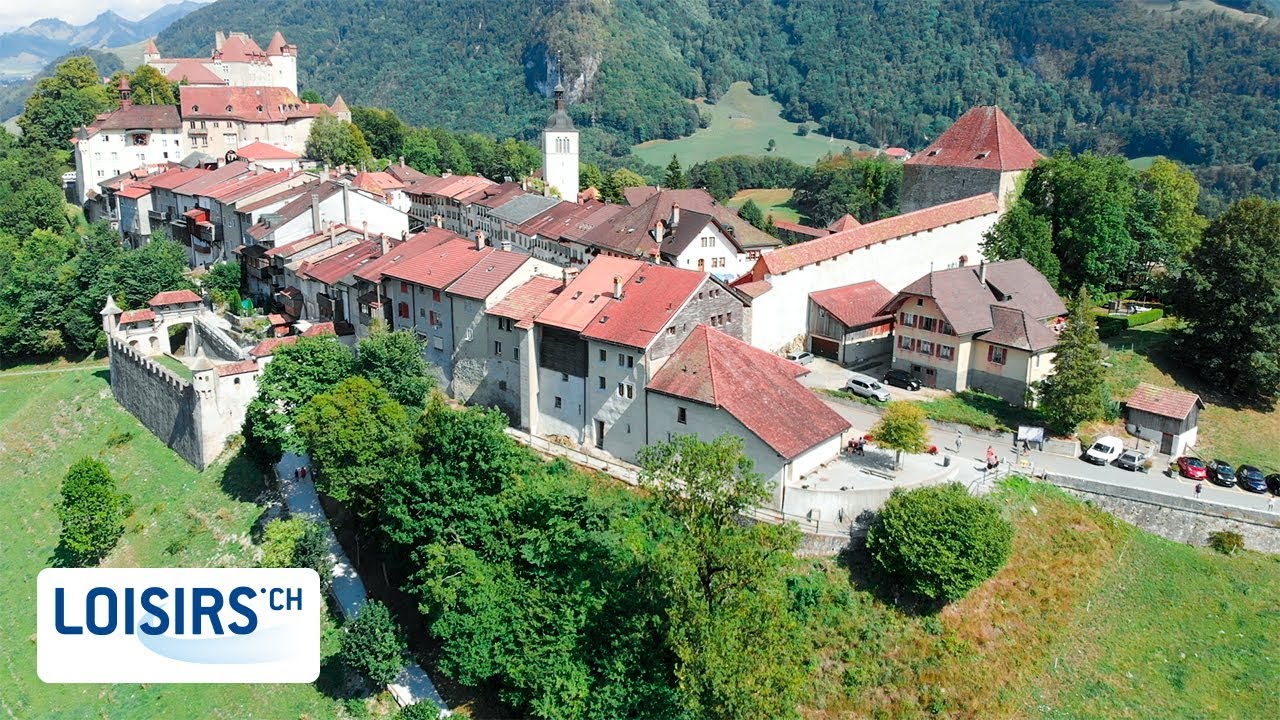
[143,38,160,65]
[118,75,132,107]
[265,31,298,94]
[191,350,216,399]
[542,83,579,201]
[100,295,122,337]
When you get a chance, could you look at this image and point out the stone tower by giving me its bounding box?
[542,83,579,202]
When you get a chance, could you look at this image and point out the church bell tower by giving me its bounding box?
[542,83,579,202]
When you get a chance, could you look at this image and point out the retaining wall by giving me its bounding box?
[108,337,207,468]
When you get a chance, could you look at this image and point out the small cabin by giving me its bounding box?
[1124,383,1203,457]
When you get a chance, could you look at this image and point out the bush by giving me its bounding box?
[57,458,132,566]
[866,483,1014,602]
[1126,307,1163,327]
[260,517,333,592]
[396,701,442,720]
[340,600,407,687]
[1097,308,1164,337]
[1208,530,1245,555]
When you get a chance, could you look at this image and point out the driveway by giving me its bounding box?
[797,357,949,402]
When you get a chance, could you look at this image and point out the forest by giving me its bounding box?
[155,0,1280,205]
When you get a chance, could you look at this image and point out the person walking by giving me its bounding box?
[954,431,963,454]
[1195,482,1202,499]
[1268,495,1275,512]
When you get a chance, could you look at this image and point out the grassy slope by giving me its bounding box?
[726,188,801,224]
[803,479,1280,718]
[0,361,340,719]
[632,82,871,167]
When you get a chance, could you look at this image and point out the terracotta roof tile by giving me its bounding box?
[302,322,336,337]
[732,279,772,298]
[381,238,493,290]
[216,359,259,376]
[235,141,299,161]
[648,325,850,459]
[180,86,324,123]
[579,263,709,350]
[299,240,383,285]
[89,104,181,132]
[809,281,894,329]
[906,106,1042,171]
[118,309,155,324]
[773,219,829,238]
[446,251,531,300]
[164,60,225,85]
[115,184,153,199]
[827,214,861,232]
[249,335,297,357]
[537,256,645,332]
[487,276,564,329]
[148,290,202,306]
[352,228,460,282]
[1126,383,1203,421]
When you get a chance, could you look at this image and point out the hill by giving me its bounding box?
[149,0,1278,203]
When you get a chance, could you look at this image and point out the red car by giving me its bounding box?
[1177,456,1207,480]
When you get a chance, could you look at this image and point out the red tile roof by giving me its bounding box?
[299,240,383,285]
[352,171,404,194]
[1126,383,1203,421]
[381,238,493,290]
[773,219,829,238]
[214,33,268,62]
[249,336,298,357]
[171,161,253,196]
[204,170,301,203]
[460,181,525,209]
[407,174,495,201]
[906,106,1042,172]
[148,290,202,306]
[164,60,225,85]
[267,313,289,325]
[648,325,850,459]
[537,256,645,332]
[118,309,155,324]
[146,166,210,190]
[302,322,336,337]
[732,279,772,298]
[749,194,999,277]
[216,359,259,377]
[827,214,861,232]
[447,251,532,300]
[180,86,324,123]
[235,141,299,161]
[89,104,181,132]
[115,184,153,200]
[486,276,564,329]
[352,228,460,282]
[265,31,290,56]
[809,281,894,329]
[579,264,709,349]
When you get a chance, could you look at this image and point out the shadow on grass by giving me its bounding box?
[46,540,83,569]
[92,368,111,385]
[220,449,269,503]
[1111,322,1271,412]
[314,652,377,702]
[837,534,946,617]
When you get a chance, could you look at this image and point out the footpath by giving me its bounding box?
[275,452,449,716]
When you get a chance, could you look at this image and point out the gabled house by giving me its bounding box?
[1124,384,1204,457]
[72,77,184,204]
[807,281,895,366]
[878,259,1066,405]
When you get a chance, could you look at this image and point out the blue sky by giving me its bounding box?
[0,1,199,33]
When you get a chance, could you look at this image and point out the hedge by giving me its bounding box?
[1097,308,1163,337]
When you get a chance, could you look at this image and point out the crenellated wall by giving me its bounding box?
[108,337,207,468]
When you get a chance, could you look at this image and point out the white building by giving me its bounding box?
[72,78,183,203]
[178,85,327,160]
[734,193,1000,353]
[145,31,298,95]
[658,207,756,279]
[541,83,579,202]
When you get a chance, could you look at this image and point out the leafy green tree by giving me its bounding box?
[396,702,443,720]
[869,401,930,469]
[0,179,69,238]
[244,335,354,462]
[579,162,605,193]
[1138,157,1207,263]
[299,89,324,104]
[638,434,807,720]
[111,237,191,309]
[295,519,333,593]
[107,65,177,106]
[792,155,901,225]
[18,55,110,152]
[435,130,473,175]
[737,198,765,230]
[201,260,241,305]
[0,229,76,359]
[866,483,1013,603]
[354,328,435,408]
[663,154,686,189]
[981,200,1060,288]
[601,167,646,203]
[340,600,407,686]
[260,516,307,568]
[62,223,124,354]
[1038,288,1106,433]
[305,111,374,167]
[295,376,417,519]
[57,458,131,566]
[351,106,407,160]
[1174,197,1280,404]
[402,127,441,174]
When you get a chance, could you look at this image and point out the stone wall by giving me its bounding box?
[1045,472,1280,554]
[900,166,1002,214]
[193,316,246,361]
[108,337,207,469]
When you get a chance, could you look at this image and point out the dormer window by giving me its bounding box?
[257,105,264,112]
[191,105,199,112]
[927,149,939,156]
[226,105,233,112]
[975,151,991,160]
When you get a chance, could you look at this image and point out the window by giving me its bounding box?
[618,353,625,367]
[916,298,924,306]
[599,376,607,389]
[918,340,934,355]
[666,326,676,335]
[561,372,569,382]
[627,355,634,368]
[433,336,444,350]
[431,289,440,302]
[617,382,625,397]
[398,302,409,319]
[920,317,936,332]
[400,281,409,293]
[988,346,1007,365]
[626,384,634,399]
[677,407,687,424]
[595,420,605,449]
[493,341,502,356]
[938,345,954,361]
[497,317,513,331]
[901,313,916,327]
[429,310,439,326]
[942,321,955,335]
[554,396,563,409]
[513,346,519,361]
[419,307,426,318]
[899,335,914,351]
[499,380,508,391]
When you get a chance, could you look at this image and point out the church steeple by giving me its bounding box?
[542,81,579,201]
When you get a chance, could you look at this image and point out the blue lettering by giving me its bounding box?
[124,587,134,635]
[285,587,302,611]
[269,587,284,611]
[227,587,257,635]
[174,587,184,635]
[54,588,82,635]
[140,587,169,635]
[85,587,117,635]
[191,588,223,635]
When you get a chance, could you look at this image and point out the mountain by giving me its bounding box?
[0,2,206,78]
[148,0,1279,205]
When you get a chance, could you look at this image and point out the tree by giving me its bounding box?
[18,55,110,152]
[663,154,686,189]
[737,198,765,230]
[305,111,373,167]
[108,65,177,106]
[244,335,354,462]
[1174,197,1280,404]
[1138,157,1207,264]
[299,89,324,104]
[869,401,929,469]
[402,127,441,174]
[111,237,191,309]
[796,124,810,137]
[295,376,417,519]
[260,517,332,592]
[61,223,124,354]
[57,458,131,566]
[601,167,646,203]
[637,434,808,720]
[792,155,901,226]
[981,200,1061,288]
[1039,287,1107,433]
[340,600,407,687]
[579,162,605,193]
[866,483,1013,602]
[354,328,436,408]
[351,106,407,160]
[202,260,242,305]
[0,179,70,238]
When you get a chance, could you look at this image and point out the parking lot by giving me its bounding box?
[795,357,950,402]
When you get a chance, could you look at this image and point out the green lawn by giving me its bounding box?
[0,362,342,719]
[726,188,802,224]
[153,353,194,381]
[632,81,872,167]
[913,390,1043,433]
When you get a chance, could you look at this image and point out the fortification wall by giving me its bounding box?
[193,316,246,361]
[900,166,1001,214]
[108,337,208,469]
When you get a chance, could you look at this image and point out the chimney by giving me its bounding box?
[475,230,486,250]
[381,233,391,256]
[310,192,320,231]
[655,219,664,242]
[500,237,512,252]
[562,267,579,287]
[670,203,680,227]
[399,155,405,168]
[342,182,350,225]
[979,259,987,286]
[613,275,624,300]
[362,220,369,242]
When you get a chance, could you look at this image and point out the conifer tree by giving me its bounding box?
[1039,287,1106,434]
[664,154,687,189]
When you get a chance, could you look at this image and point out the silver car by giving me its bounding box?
[845,372,890,402]
[1116,449,1146,472]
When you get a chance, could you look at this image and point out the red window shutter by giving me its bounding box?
[398,302,409,319]
[987,345,994,362]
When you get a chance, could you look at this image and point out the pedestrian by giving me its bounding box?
[293,467,300,480]
[955,431,963,454]
[1268,496,1275,512]
[1195,482,1202,499]
[300,466,308,479]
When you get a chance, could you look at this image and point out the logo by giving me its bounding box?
[38,568,319,683]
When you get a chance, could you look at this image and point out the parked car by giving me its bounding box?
[1177,456,1207,480]
[883,369,922,391]
[1206,459,1236,488]
[786,351,814,365]
[1083,436,1125,465]
[845,372,891,402]
[1236,464,1267,493]
[1116,449,1146,472]
[1266,473,1280,496]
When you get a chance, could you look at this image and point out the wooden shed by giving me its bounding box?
[1124,383,1203,457]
